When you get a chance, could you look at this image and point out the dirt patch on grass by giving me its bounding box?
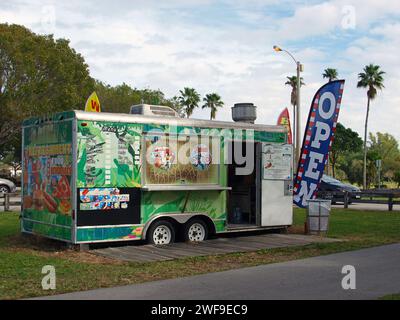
[58,250,124,265]
[288,225,306,234]
[7,233,68,251]
[4,233,123,265]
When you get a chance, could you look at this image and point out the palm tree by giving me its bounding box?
[357,64,385,189]
[202,93,224,120]
[322,68,338,82]
[178,87,201,118]
[285,76,305,108]
[322,68,339,175]
[285,76,305,151]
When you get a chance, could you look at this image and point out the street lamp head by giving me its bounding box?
[273,45,282,52]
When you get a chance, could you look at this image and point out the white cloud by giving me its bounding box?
[0,0,400,142]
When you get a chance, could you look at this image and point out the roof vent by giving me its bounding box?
[232,103,257,124]
[130,104,179,117]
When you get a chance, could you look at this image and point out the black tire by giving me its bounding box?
[183,218,208,242]
[147,220,175,245]
[0,185,10,194]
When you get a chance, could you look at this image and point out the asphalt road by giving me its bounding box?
[38,243,400,300]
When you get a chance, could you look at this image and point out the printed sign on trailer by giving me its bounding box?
[293,80,345,208]
[277,108,293,145]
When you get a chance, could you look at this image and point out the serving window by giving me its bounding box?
[143,133,220,186]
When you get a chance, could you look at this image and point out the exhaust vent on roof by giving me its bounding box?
[130,104,179,117]
[232,103,257,124]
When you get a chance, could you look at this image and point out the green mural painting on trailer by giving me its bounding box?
[76,225,144,242]
[76,120,285,190]
[22,117,73,241]
[141,190,227,232]
[77,120,142,188]
[75,120,286,241]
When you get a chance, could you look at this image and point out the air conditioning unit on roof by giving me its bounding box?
[129,104,179,117]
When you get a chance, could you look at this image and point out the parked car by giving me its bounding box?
[0,177,17,193]
[317,175,361,204]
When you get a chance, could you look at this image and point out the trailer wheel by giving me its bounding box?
[148,220,175,245]
[183,219,208,242]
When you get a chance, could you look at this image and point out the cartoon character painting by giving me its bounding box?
[149,146,175,170]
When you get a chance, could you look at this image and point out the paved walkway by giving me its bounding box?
[38,243,400,300]
[92,233,339,262]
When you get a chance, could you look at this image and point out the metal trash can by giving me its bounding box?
[306,199,331,235]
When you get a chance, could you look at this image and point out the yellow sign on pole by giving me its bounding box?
[84,92,101,112]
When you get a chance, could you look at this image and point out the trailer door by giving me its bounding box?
[260,143,293,227]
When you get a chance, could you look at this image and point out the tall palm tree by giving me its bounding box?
[285,76,305,108]
[178,87,201,118]
[322,68,338,175]
[357,64,385,189]
[322,68,338,82]
[202,93,224,120]
[285,76,305,152]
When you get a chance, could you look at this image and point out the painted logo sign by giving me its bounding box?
[293,80,345,208]
[84,91,101,112]
[277,108,293,145]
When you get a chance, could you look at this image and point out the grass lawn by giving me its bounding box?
[1,208,400,299]
[379,293,400,300]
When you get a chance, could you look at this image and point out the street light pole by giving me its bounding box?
[273,45,302,170]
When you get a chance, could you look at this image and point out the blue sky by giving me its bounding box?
[1,0,400,141]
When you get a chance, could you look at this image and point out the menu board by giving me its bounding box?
[262,143,292,180]
[77,121,142,188]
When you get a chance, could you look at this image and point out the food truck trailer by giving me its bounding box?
[21,104,293,245]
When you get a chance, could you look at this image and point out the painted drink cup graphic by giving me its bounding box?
[190,144,212,171]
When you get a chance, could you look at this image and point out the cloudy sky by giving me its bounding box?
[1,0,400,141]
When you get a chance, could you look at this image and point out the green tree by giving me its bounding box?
[95,81,174,114]
[202,93,224,120]
[339,153,363,186]
[95,81,141,113]
[357,64,385,189]
[368,132,400,184]
[0,23,94,147]
[340,150,379,187]
[164,96,185,118]
[394,170,400,188]
[0,135,21,177]
[140,88,169,106]
[178,87,201,118]
[329,123,362,177]
[322,68,338,82]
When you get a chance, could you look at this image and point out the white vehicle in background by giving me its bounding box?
[0,177,17,193]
